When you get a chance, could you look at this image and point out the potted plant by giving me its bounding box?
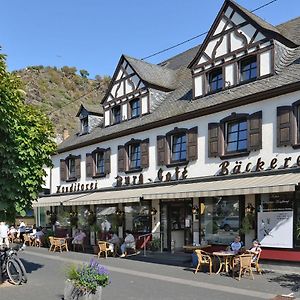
[49,213,57,225]
[87,211,96,226]
[64,258,110,300]
[148,237,161,252]
[69,211,79,227]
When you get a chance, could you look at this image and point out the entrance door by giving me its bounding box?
[160,200,193,251]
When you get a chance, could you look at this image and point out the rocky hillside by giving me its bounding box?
[14,66,110,137]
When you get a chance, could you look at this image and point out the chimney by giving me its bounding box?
[63,128,69,141]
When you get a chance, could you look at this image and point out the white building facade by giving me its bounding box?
[34,0,300,261]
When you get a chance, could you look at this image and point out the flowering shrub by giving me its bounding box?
[66,259,110,293]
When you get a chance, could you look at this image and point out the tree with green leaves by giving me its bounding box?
[79,69,89,78]
[0,53,56,220]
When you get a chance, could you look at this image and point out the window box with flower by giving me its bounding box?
[64,259,110,300]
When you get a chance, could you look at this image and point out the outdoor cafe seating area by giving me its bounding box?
[192,245,262,280]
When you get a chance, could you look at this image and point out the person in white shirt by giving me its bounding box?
[72,229,86,245]
[34,227,45,247]
[18,221,26,244]
[0,221,9,247]
[120,230,135,257]
[8,226,17,243]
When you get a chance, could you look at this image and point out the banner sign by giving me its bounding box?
[257,211,293,248]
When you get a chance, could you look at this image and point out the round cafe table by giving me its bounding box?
[212,251,236,274]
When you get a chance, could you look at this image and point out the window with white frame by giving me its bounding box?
[129,144,141,169]
[68,158,76,179]
[96,152,105,175]
[81,117,89,134]
[130,99,141,119]
[226,119,248,153]
[171,134,187,162]
[209,68,223,93]
[112,106,121,124]
[240,56,257,82]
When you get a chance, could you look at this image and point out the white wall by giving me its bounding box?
[50,90,300,193]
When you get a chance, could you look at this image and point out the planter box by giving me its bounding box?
[64,280,102,300]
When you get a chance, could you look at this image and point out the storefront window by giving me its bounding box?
[200,196,240,245]
[77,206,90,230]
[124,203,151,234]
[56,206,71,227]
[96,206,118,240]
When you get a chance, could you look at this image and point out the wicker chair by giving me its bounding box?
[98,241,109,259]
[194,249,213,274]
[232,253,254,280]
[49,237,68,252]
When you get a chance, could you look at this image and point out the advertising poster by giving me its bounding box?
[257,211,293,248]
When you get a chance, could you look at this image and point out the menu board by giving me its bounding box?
[257,211,293,248]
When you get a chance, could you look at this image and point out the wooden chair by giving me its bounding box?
[194,250,213,275]
[98,241,109,259]
[232,253,254,280]
[49,237,68,252]
[23,234,32,246]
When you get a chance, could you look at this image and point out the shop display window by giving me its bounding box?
[200,196,240,245]
[77,206,91,230]
[96,206,118,240]
[56,206,71,227]
[124,203,151,234]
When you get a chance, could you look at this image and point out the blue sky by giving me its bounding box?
[1,0,299,78]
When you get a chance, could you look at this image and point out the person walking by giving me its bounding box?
[18,220,26,244]
[0,221,9,247]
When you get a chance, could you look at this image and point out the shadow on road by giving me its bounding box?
[21,258,44,274]
[268,273,300,293]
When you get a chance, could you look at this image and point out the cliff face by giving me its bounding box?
[15,66,110,135]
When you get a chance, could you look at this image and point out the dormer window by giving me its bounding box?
[209,68,223,93]
[240,56,257,83]
[81,117,88,134]
[130,99,141,119]
[112,106,121,124]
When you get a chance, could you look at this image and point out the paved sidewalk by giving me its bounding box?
[1,247,299,300]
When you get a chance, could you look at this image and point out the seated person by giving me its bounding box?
[248,240,262,262]
[8,226,17,242]
[107,231,120,253]
[34,227,45,246]
[72,229,86,247]
[120,230,135,257]
[228,235,244,253]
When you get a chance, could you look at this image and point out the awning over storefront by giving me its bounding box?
[33,172,300,207]
[32,194,86,208]
[65,189,141,206]
[142,172,300,199]
[33,189,141,208]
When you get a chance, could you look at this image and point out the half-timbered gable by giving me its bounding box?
[189,0,297,99]
[102,55,177,127]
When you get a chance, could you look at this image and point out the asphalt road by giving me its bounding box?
[1,248,299,300]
